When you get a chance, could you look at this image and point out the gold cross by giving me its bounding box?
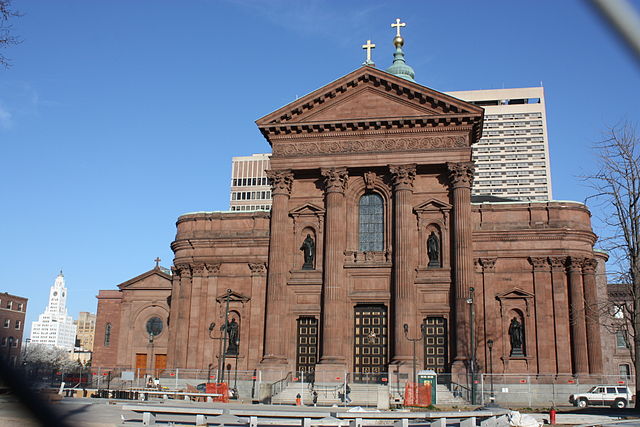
[154,257,161,268]
[362,40,375,63]
[391,18,406,37]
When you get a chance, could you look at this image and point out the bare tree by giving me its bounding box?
[0,0,21,68]
[586,121,640,407]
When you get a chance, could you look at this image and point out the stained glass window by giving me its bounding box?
[359,193,384,251]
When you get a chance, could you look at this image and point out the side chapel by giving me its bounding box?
[93,24,609,381]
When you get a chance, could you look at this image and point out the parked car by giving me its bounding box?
[569,385,634,408]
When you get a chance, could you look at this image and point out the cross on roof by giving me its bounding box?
[391,18,406,37]
[154,257,161,268]
[362,39,375,65]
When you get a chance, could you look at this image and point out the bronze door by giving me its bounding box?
[353,305,387,383]
[135,353,147,377]
[295,317,318,380]
[423,316,448,374]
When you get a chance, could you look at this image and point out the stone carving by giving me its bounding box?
[529,257,549,270]
[175,263,191,277]
[300,234,315,270]
[582,258,598,273]
[549,256,567,270]
[206,263,221,275]
[427,231,440,267]
[567,256,584,271]
[266,169,294,195]
[389,164,416,189]
[248,263,267,275]
[272,136,467,157]
[191,263,206,276]
[321,167,348,193]
[363,171,377,190]
[479,258,497,272]
[224,317,239,356]
[447,162,475,188]
[509,317,524,356]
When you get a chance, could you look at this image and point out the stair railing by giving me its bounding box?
[270,371,292,397]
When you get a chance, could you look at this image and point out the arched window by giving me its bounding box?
[104,323,112,347]
[359,193,384,251]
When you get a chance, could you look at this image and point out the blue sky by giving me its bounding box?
[1,0,639,337]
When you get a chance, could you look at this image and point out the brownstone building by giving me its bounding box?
[93,36,609,382]
[0,292,28,366]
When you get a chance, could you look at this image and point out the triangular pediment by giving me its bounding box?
[118,267,172,290]
[289,203,325,217]
[496,288,534,300]
[414,198,452,213]
[256,66,484,143]
[215,290,251,304]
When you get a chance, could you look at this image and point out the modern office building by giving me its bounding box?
[74,311,96,351]
[0,292,28,366]
[229,88,551,206]
[30,272,77,350]
[230,153,272,211]
[446,87,552,201]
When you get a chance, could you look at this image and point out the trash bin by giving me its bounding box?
[417,370,437,405]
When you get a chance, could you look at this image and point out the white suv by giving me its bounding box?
[569,385,634,408]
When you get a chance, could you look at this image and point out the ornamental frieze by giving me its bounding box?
[272,135,467,157]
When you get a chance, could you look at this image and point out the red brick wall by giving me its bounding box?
[0,292,27,366]
[92,290,122,368]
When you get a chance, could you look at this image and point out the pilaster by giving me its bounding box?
[549,257,572,374]
[529,257,555,374]
[582,258,604,374]
[479,258,497,373]
[568,256,589,375]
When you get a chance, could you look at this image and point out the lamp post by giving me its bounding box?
[403,323,427,386]
[148,332,155,379]
[7,336,14,367]
[466,287,476,405]
[487,339,497,406]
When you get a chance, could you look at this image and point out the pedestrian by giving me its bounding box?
[312,390,318,407]
[345,384,352,405]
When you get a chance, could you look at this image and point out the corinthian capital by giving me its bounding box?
[479,257,497,272]
[266,169,294,196]
[175,263,192,278]
[529,256,549,271]
[447,162,474,188]
[389,164,416,191]
[321,167,348,193]
[248,262,267,276]
[582,258,598,273]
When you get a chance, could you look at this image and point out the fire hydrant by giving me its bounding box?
[549,407,557,425]
[295,393,302,406]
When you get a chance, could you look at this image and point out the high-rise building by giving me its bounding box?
[74,311,96,351]
[446,87,552,201]
[230,153,272,212]
[230,88,552,204]
[30,272,77,350]
[0,292,28,366]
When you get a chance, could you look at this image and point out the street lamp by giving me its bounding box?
[403,323,427,387]
[487,339,498,407]
[466,287,476,405]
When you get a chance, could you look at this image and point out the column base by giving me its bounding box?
[314,360,348,383]
[451,359,470,384]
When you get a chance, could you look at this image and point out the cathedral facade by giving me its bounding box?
[93,46,609,381]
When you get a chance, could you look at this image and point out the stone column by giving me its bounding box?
[261,170,293,365]
[318,167,348,367]
[582,258,604,374]
[174,263,192,368]
[187,262,205,368]
[447,162,475,370]
[549,257,572,374]
[529,257,555,374]
[389,164,417,364]
[568,256,589,375]
[167,266,181,368]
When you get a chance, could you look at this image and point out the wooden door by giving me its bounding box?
[353,305,387,383]
[135,353,147,377]
[154,354,167,377]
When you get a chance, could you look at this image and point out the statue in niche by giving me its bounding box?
[301,234,315,270]
[508,317,524,356]
[224,317,239,356]
[427,231,440,267]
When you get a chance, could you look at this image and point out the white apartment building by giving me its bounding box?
[446,87,552,201]
[230,153,272,212]
[229,88,552,207]
[30,272,77,350]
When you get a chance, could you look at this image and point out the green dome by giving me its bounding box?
[385,36,415,82]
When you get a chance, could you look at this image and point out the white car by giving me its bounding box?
[569,385,634,408]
